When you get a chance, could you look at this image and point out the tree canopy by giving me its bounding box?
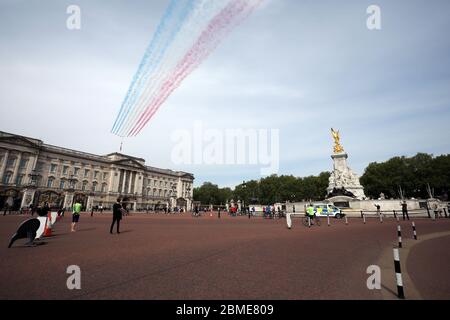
[360,153,450,199]
[193,153,450,205]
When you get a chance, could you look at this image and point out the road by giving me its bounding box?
[1,213,449,299]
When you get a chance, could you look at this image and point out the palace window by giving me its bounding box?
[84,169,90,178]
[19,159,28,169]
[82,181,88,191]
[50,164,57,173]
[101,183,107,193]
[103,172,108,180]
[16,174,24,186]
[94,171,99,179]
[2,172,12,184]
[6,158,15,168]
[63,166,69,175]
[92,182,97,192]
[59,180,65,189]
[47,177,54,188]
[74,167,80,175]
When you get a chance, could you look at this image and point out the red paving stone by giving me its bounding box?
[1,213,449,299]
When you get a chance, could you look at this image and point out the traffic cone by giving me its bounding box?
[43,214,52,237]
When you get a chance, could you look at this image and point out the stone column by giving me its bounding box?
[108,168,116,192]
[0,150,10,181]
[128,171,134,195]
[186,198,192,212]
[11,152,22,185]
[135,172,143,196]
[121,170,127,194]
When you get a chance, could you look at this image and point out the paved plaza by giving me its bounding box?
[1,213,449,300]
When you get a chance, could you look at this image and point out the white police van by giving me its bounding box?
[310,203,344,219]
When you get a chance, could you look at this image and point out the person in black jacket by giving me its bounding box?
[110,198,123,234]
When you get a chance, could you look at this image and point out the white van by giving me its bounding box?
[310,203,344,219]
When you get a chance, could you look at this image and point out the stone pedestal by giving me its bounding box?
[327,152,366,200]
[20,188,36,208]
[63,192,74,210]
[86,196,94,211]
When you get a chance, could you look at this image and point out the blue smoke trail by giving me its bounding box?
[112,0,196,135]
[112,0,180,134]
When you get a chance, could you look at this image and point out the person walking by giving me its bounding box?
[110,198,122,234]
[71,200,82,232]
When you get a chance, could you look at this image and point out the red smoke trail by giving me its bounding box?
[129,0,261,136]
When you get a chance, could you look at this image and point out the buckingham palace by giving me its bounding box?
[0,131,194,212]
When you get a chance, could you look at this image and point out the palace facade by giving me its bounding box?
[0,131,194,211]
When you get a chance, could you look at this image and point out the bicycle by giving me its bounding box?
[302,215,321,227]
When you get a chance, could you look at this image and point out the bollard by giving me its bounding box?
[397,225,402,248]
[393,248,405,299]
[432,211,436,221]
[393,210,397,220]
[363,213,366,224]
[308,216,311,228]
[345,215,348,225]
[286,213,292,229]
[412,222,417,240]
[327,214,330,227]
[379,213,383,224]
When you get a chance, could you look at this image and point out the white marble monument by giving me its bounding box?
[326,128,366,200]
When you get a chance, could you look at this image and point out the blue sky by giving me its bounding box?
[1,0,449,188]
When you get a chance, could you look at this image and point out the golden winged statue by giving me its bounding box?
[331,128,344,153]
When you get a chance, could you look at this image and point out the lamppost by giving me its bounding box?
[242,180,247,213]
[21,169,41,209]
[27,169,40,188]
[170,183,177,211]
[64,172,77,210]
[67,173,76,192]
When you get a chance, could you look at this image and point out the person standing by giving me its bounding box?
[71,200,82,232]
[401,201,409,220]
[42,202,50,217]
[110,198,122,234]
[375,204,381,217]
[218,208,221,219]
